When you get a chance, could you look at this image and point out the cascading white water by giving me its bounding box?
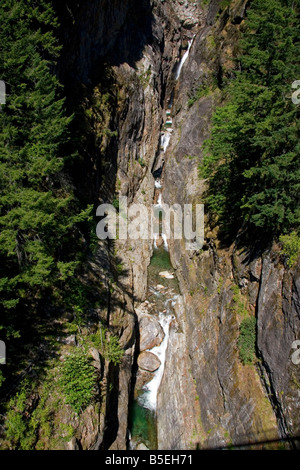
[138,300,176,411]
[175,37,194,80]
[161,233,168,251]
[129,35,194,452]
[155,193,162,207]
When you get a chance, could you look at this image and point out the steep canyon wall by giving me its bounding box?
[56,0,300,449]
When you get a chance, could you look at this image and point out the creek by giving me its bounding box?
[128,244,180,450]
[128,36,194,450]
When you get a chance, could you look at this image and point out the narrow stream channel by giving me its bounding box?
[128,36,194,450]
[128,245,180,450]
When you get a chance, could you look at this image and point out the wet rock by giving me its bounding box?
[159,271,175,279]
[155,284,166,290]
[136,442,149,450]
[135,369,155,390]
[137,351,161,372]
[139,315,165,351]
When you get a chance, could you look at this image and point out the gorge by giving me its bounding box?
[0,0,299,452]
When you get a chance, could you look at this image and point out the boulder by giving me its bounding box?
[139,315,165,351]
[136,442,149,450]
[137,351,161,372]
[135,369,155,390]
[159,271,175,279]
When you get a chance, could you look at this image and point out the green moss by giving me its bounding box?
[138,68,151,88]
[188,85,210,108]
[231,284,249,318]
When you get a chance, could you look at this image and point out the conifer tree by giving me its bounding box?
[200,0,300,240]
[0,0,92,339]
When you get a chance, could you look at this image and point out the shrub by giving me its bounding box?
[238,316,256,365]
[279,231,300,268]
[106,335,124,366]
[59,349,97,414]
[91,329,123,366]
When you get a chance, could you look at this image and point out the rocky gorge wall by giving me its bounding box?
[55,0,300,450]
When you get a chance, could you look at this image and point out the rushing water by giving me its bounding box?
[128,245,179,449]
[161,233,168,251]
[128,57,184,448]
[138,309,174,411]
[160,132,171,153]
[175,37,194,80]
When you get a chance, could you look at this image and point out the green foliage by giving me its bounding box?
[279,231,300,267]
[5,382,37,449]
[0,0,93,339]
[200,0,300,240]
[106,335,124,366]
[220,0,231,9]
[138,157,146,168]
[91,328,123,366]
[2,366,79,449]
[238,316,257,365]
[112,197,120,210]
[59,349,97,414]
[231,284,249,318]
[188,85,210,108]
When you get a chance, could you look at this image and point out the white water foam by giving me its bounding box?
[155,179,162,189]
[161,233,168,251]
[160,132,171,153]
[155,193,162,207]
[175,37,194,80]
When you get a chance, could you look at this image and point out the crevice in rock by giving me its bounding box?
[254,253,294,448]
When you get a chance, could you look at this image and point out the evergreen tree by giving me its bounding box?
[0,0,92,340]
[200,0,300,240]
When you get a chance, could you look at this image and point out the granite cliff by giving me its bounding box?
[53,0,300,449]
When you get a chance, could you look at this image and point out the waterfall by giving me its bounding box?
[175,37,194,80]
[138,309,174,412]
[155,193,162,207]
[160,132,171,153]
[155,179,162,189]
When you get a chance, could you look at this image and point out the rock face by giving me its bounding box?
[154,0,299,450]
[157,297,202,450]
[257,252,300,438]
[56,0,300,451]
[137,351,161,372]
[139,315,165,352]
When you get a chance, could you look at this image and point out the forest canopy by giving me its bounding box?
[200,0,300,243]
[0,0,92,344]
